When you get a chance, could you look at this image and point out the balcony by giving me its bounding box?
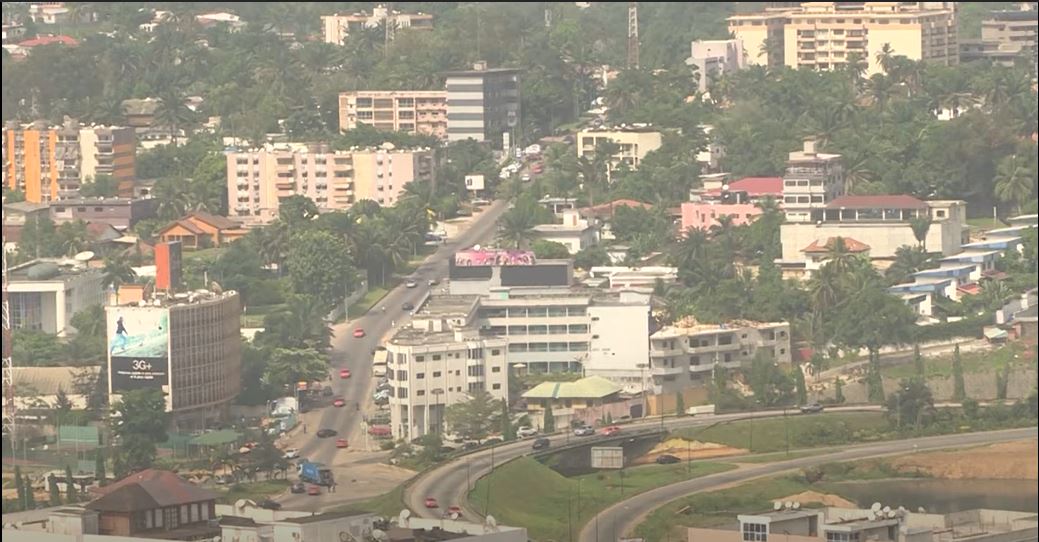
[650,365,684,376]
[689,363,714,373]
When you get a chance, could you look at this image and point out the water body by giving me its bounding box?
[826,479,1038,514]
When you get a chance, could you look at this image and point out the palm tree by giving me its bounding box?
[865,74,898,110]
[908,216,932,247]
[153,91,194,147]
[102,255,137,293]
[993,154,1036,215]
[709,214,741,271]
[807,263,841,316]
[56,221,89,256]
[822,237,858,275]
[497,209,537,249]
[256,221,290,270]
[875,43,896,74]
[152,178,190,220]
[885,245,934,285]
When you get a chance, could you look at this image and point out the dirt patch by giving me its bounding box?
[634,438,747,465]
[888,439,1038,480]
[775,490,857,508]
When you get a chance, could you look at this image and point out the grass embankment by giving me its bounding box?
[673,412,890,454]
[348,287,389,317]
[733,449,833,464]
[635,461,918,542]
[881,342,1033,380]
[330,484,407,518]
[468,456,734,542]
[217,480,290,504]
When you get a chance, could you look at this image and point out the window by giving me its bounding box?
[491,349,501,356]
[569,324,589,334]
[548,306,568,317]
[780,348,786,355]
[356,97,373,107]
[415,355,425,362]
[433,354,442,361]
[742,523,768,542]
[549,325,568,334]
[94,207,104,212]
[468,365,484,377]
[468,382,485,393]
[492,366,501,373]
[528,325,547,335]
[417,389,425,396]
[455,370,461,376]
[508,343,528,353]
[433,371,442,377]
[416,372,425,379]
[398,387,408,398]
[492,383,501,390]
[528,307,548,318]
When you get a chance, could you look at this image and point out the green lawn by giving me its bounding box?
[182,247,228,263]
[240,303,287,328]
[468,456,734,542]
[348,287,389,317]
[673,412,890,454]
[882,343,1033,380]
[217,480,290,504]
[329,484,407,517]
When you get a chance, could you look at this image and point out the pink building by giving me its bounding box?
[681,201,762,231]
[701,176,783,201]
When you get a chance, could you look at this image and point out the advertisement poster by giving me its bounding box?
[107,307,170,393]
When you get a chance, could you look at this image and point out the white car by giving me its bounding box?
[516,426,538,438]
[521,174,531,182]
[283,448,300,460]
[405,280,418,288]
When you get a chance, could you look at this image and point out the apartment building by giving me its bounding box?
[322,5,433,46]
[226,143,435,226]
[3,119,136,203]
[728,2,959,75]
[687,39,746,92]
[782,139,844,223]
[50,196,157,229]
[576,126,663,174]
[649,319,792,395]
[338,90,448,138]
[385,296,508,439]
[444,63,521,149]
[964,9,1039,67]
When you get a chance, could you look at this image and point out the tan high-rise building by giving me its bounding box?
[321,5,433,46]
[338,90,448,138]
[728,2,958,75]
[226,143,435,226]
[3,119,136,203]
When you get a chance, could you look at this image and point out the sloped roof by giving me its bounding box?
[522,376,622,400]
[579,199,653,218]
[186,210,239,230]
[801,237,871,253]
[826,195,927,210]
[158,218,207,236]
[85,222,121,241]
[18,35,79,47]
[705,177,783,196]
[13,366,99,396]
[87,469,216,512]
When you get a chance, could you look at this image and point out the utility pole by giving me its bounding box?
[384,2,395,50]
[2,249,15,445]
[627,2,640,69]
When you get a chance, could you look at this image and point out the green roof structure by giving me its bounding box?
[522,376,622,400]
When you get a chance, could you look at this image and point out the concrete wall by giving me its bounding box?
[819,368,1038,404]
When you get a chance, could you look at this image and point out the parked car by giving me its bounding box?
[284,448,300,460]
[290,481,306,494]
[532,438,551,450]
[799,402,825,414]
[402,302,415,311]
[517,426,538,438]
[316,429,337,438]
[259,499,282,510]
[447,505,463,517]
[307,485,321,496]
[339,368,352,379]
[520,174,531,182]
[656,454,681,464]
[428,278,439,286]
[333,397,346,408]
[601,426,621,436]
[405,280,418,288]
[353,328,366,338]
[574,426,595,437]
[484,437,503,446]
[425,497,439,509]
[336,438,349,449]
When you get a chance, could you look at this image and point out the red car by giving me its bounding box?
[447,505,463,517]
[424,497,439,509]
[601,425,622,436]
[339,368,351,379]
[353,328,366,338]
[307,485,321,496]
[333,398,346,408]
[336,438,349,449]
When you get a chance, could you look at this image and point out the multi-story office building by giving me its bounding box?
[444,63,521,149]
[649,319,792,394]
[3,119,136,203]
[576,126,663,174]
[225,143,435,226]
[338,90,448,138]
[782,139,844,223]
[7,258,104,337]
[49,196,158,229]
[687,39,746,92]
[322,5,433,46]
[729,2,959,75]
[386,296,508,439]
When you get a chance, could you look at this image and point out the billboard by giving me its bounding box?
[464,174,485,191]
[591,446,624,469]
[107,307,170,393]
[453,249,535,267]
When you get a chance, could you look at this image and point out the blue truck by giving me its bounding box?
[298,461,335,486]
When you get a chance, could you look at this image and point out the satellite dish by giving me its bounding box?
[74,251,95,262]
[450,512,460,520]
[486,515,498,530]
[774,502,783,511]
[371,530,388,542]
[793,502,801,510]
[871,503,883,512]
[784,501,794,510]
[867,511,876,521]
[398,509,411,527]
[883,506,891,515]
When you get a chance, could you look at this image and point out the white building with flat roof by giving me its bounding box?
[7,259,103,337]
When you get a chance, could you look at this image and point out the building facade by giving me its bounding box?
[649,319,792,394]
[338,90,448,138]
[576,126,663,173]
[3,119,136,203]
[444,63,521,149]
[729,2,959,75]
[84,469,219,539]
[49,197,157,229]
[782,139,844,223]
[322,5,433,46]
[226,143,435,225]
[7,259,104,337]
[688,39,746,92]
[106,290,242,431]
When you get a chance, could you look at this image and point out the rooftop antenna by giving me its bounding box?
[627,2,640,69]
[384,2,394,49]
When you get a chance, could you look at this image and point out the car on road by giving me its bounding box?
[424,497,439,509]
[427,278,439,286]
[484,437,503,446]
[259,498,282,510]
[601,425,621,436]
[339,368,352,379]
[402,302,415,311]
[521,174,531,182]
[447,505,463,517]
[290,481,306,494]
[799,402,825,414]
[284,448,300,460]
[336,438,349,449]
[656,454,681,464]
[405,280,418,288]
[517,426,538,438]
[353,328,366,338]
[573,426,595,437]
[532,437,551,450]
[472,199,490,206]
[333,397,346,408]
[307,485,321,496]
[316,429,337,438]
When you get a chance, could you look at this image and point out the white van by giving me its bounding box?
[373,364,387,378]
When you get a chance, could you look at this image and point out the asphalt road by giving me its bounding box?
[578,426,1039,542]
[405,406,887,518]
[288,199,510,475]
